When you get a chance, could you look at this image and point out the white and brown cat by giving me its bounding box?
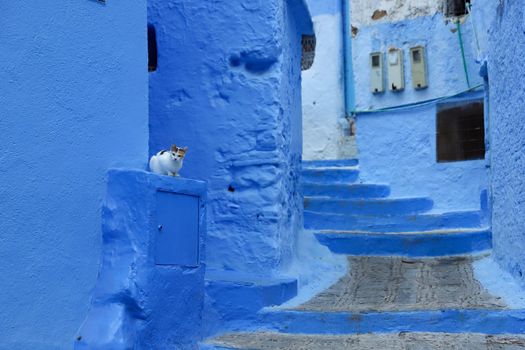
[149,145,188,176]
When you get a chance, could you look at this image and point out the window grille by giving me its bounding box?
[301,35,316,71]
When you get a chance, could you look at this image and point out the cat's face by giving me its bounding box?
[170,145,188,161]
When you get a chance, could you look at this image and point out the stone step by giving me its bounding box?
[205,271,297,334]
[304,197,433,216]
[302,183,390,199]
[302,166,359,184]
[202,332,525,350]
[201,257,525,349]
[302,159,359,168]
[314,228,492,257]
[292,256,504,313]
[304,210,483,232]
[249,309,525,337]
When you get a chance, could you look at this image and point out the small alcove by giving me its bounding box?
[148,24,158,72]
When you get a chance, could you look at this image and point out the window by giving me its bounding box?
[445,0,470,17]
[301,35,316,71]
[436,100,485,162]
[412,49,421,63]
[371,54,381,68]
[148,24,158,72]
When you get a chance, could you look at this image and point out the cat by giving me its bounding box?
[149,145,188,177]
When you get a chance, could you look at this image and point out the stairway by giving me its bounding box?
[303,159,491,257]
[201,160,525,349]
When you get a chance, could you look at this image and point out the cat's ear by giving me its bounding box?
[182,147,188,153]
[170,144,178,152]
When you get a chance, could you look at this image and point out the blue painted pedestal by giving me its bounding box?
[75,169,207,350]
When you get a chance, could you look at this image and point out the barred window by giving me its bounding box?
[301,35,316,71]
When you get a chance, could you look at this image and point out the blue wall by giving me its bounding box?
[148,0,311,277]
[75,170,207,350]
[305,0,341,16]
[486,1,525,284]
[352,14,483,111]
[353,12,488,212]
[357,92,488,212]
[0,2,148,349]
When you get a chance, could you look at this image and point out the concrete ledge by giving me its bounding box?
[303,159,359,167]
[199,344,234,350]
[203,332,525,349]
[315,229,492,257]
[302,167,359,184]
[305,197,434,216]
[256,309,525,335]
[304,210,483,232]
[204,272,297,336]
[303,183,390,199]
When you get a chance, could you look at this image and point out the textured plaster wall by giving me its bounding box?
[306,0,340,17]
[302,0,354,160]
[357,93,488,212]
[148,0,311,277]
[0,2,148,349]
[487,1,525,284]
[75,171,207,350]
[351,0,441,27]
[352,13,483,111]
[352,5,489,212]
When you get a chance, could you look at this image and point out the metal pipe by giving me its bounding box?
[342,0,355,116]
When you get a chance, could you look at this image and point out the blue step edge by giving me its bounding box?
[254,309,525,335]
[304,197,434,216]
[315,229,492,257]
[303,183,390,199]
[302,168,359,184]
[204,272,297,336]
[200,309,525,345]
[303,159,359,168]
[200,344,233,350]
[304,210,483,232]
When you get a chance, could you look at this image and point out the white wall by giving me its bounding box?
[351,0,441,27]
[302,13,353,160]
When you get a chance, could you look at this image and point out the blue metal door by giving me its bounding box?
[155,190,200,267]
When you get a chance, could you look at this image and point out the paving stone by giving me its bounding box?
[205,257,513,349]
[294,256,506,312]
[209,332,525,350]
